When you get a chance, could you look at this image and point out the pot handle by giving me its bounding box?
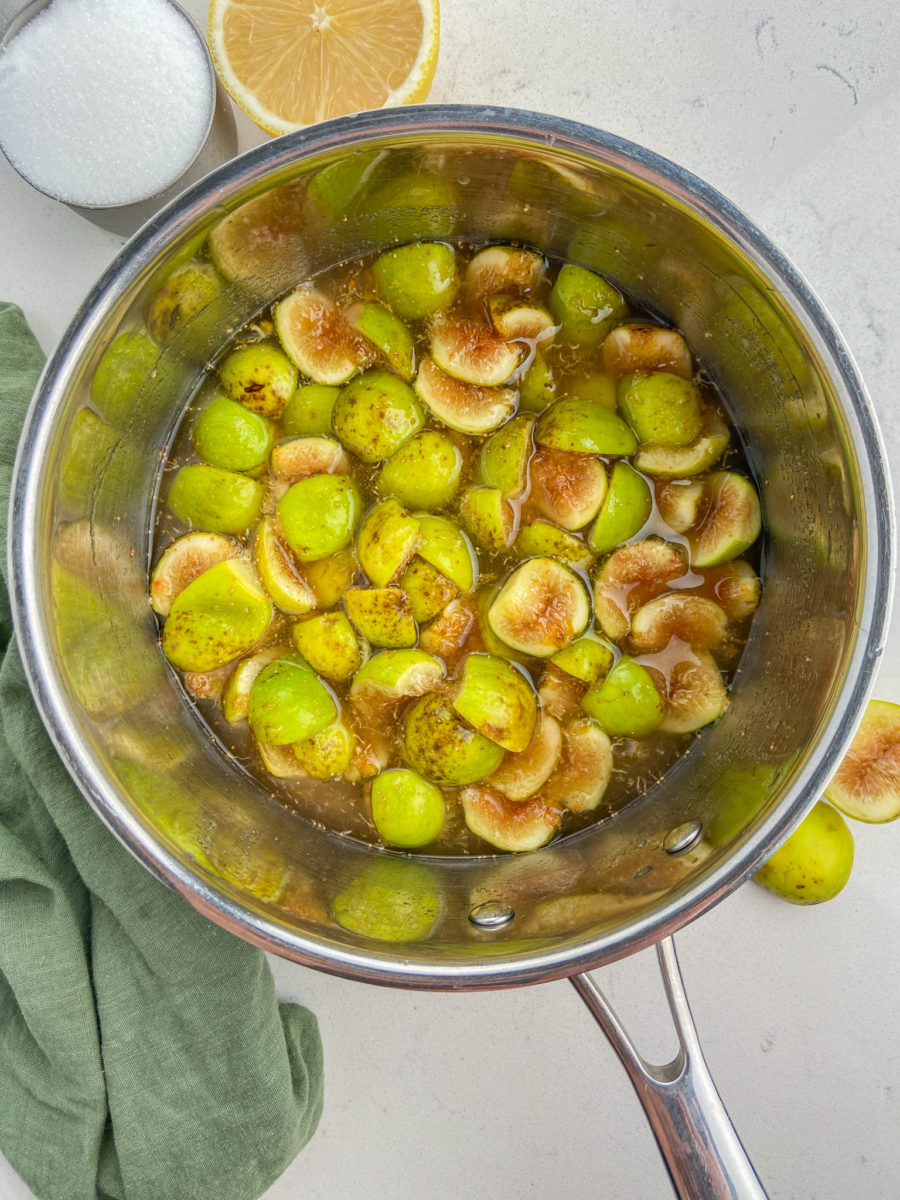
[570,936,768,1200]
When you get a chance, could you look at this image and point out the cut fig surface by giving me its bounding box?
[275,286,369,385]
[529,446,607,531]
[487,713,562,800]
[687,471,762,567]
[150,531,240,617]
[488,557,590,657]
[825,699,900,823]
[629,593,729,653]
[430,313,524,387]
[451,653,538,753]
[414,356,517,434]
[594,538,689,642]
[460,785,561,852]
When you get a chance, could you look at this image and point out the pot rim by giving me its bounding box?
[9,104,895,989]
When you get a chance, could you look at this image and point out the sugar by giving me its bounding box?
[0,0,213,207]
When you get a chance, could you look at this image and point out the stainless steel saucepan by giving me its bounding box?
[8,106,893,1199]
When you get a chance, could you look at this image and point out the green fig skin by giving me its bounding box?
[378,430,463,510]
[193,395,276,473]
[277,474,362,562]
[332,371,425,463]
[370,768,446,848]
[372,242,459,320]
[581,657,665,736]
[549,263,627,345]
[404,692,506,786]
[167,465,265,535]
[218,341,298,419]
[754,801,854,904]
[161,560,272,673]
[281,384,341,436]
[248,652,338,745]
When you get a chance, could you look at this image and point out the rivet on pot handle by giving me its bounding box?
[570,936,768,1200]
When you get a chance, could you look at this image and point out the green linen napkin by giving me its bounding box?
[0,303,324,1200]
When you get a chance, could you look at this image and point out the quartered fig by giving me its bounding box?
[414,356,517,435]
[168,464,265,535]
[754,800,854,904]
[429,313,523,387]
[150,531,240,617]
[465,246,546,307]
[194,395,276,474]
[588,460,653,554]
[275,286,370,385]
[404,692,506,786]
[489,297,557,342]
[619,372,703,447]
[593,538,688,641]
[344,587,417,648]
[601,324,692,379]
[218,341,298,419]
[257,741,307,779]
[535,399,637,456]
[460,785,561,853]
[418,596,478,668]
[332,369,425,462]
[254,517,317,614]
[294,720,355,779]
[349,649,445,716]
[487,713,562,801]
[518,351,556,413]
[346,300,415,380]
[514,521,593,571]
[459,486,516,553]
[277,473,362,561]
[548,263,627,344]
[634,406,730,476]
[702,560,761,622]
[538,663,589,723]
[824,699,900,823]
[488,557,590,657]
[270,435,348,482]
[280,383,340,436]
[399,557,458,623]
[356,499,420,588]
[292,611,361,682]
[416,515,477,591]
[551,717,614,813]
[687,471,762,567]
[651,648,729,733]
[372,242,460,320]
[630,594,729,654]
[248,651,337,745]
[331,859,441,942]
[529,446,607,531]
[161,559,272,673]
[370,768,446,848]
[550,632,615,684]
[378,430,463,510]
[451,653,537,753]
[656,478,705,534]
[582,656,665,736]
[222,644,285,724]
[302,548,358,608]
[479,415,534,496]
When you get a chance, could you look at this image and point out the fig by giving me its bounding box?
[276,474,362,561]
[183,667,230,702]
[567,371,617,409]
[90,329,161,427]
[331,859,441,942]
[346,301,415,380]
[593,538,688,641]
[551,717,614,813]
[206,182,306,283]
[145,261,224,358]
[703,560,761,622]
[345,728,393,783]
[588,461,653,554]
[465,246,546,307]
[302,548,358,608]
[413,356,517,435]
[489,297,557,343]
[399,557,458,623]
[150,531,240,617]
[652,648,729,733]
[275,286,370,385]
[344,587,417,648]
[487,557,590,657]
[361,174,460,244]
[514,521,593,571]
[529,447,607,531]
[687,471,762,567]
[601,324,692,379]
[349,649,445,716]
[404,692,506,786]
[656,478,705,534]
[451,653,538,753]
[254,517,317,615]
[59,409,136,515]
[167,464,265,535]
[535,399,637,456]
[539,663,588,723]
[754,800,854,904]
[248,651,338,745]
[257,741,307,779]
[550,633,615,684]
[218,341,298,419]
[194,395,276,474]
[418,596,479,668]
[356,499,420,588]
[548,263,627,345]
[582,657,665,736]
[332,370,425,463]
[293,721,355,779]
[518,351,556,413]
[378,430,463,510]
[459,486,516,553]
[270,435,348,482]
[824,699,900,822]
[429,313,524,387]
[619,372,703,448]
[479,415,534,496]
[161,559,272,673]
[305,150,384,217]
[372,242,460,320]
[460,785,561,853]
[280,384,340,436]
[416,515,477,591]
[370,768,446,848]
[487,712,562,801]
[292,611,361,682]
[630,594,729,654]
[222,644,286,724]
[634,407,730,476]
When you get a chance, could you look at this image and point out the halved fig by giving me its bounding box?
[332,370,425,463]
[370,768,446,848]
[356,499,420,588]
[161,559,272,673]
[459,486,517,553]
[277,473,362,562]
[652,649,728,734]
[270,435,348,482]
[293,720,354,779]
[218,341,298,419]
[634,407,730,476]
[581,656,665,736]
[222,644,286,724]
[451,653,538,753]
[167,464,265,535]
[824,699,900,823]
[551,717,614,813]
[292,611,361,682]
[399,557,458,624]
[416,514,478,591]
[702,560,761,622]
[302,548,358,608]
[344,727,393,783]
[487,712,562,800]
[372,242,460,320]
[378,430,463,511]
[601,324,692,379]
[254,517,317,615]
[754,800,854,905]
[687,471,762,567]
[150,531,240,617]
[460,785,561,853]
[479,414,534,496]
[549,263,627,345]
[535,399,637,456]
[514,520,593,571]
[248,651,337,745]
[619,372,703,447]
[344,587,417,648]
[518,350,556,413]
[404,692,506,786]
[465,246,546,307]
[529,446,607,531]
[588,461,653,554]
[550,632,615,684]
[419,596,479,668]
[593,538,688,641]
[630,594,729,654]
[345,301,415,380]
[430,312,524,387]
[539,663,588,722]
[488,557,591,657]
[488,297,557,342]
[274,286,370,385]
[656,478,705,534]
[349,648,445,717]
[413,356,517,434]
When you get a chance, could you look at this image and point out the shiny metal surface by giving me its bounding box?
[8,105,894,996]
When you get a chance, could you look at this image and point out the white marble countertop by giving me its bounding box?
[1,2,899,1198]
